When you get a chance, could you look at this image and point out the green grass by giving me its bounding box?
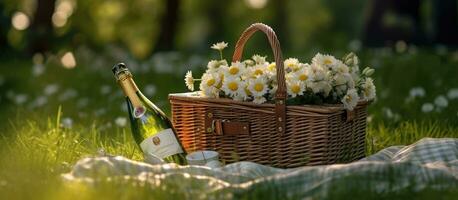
[0,112,456,199]
[0,48,458,199]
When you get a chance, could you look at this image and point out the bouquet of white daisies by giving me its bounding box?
[184,42,376,111]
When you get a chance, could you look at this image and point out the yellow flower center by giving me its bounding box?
[254,83,264,92]
[268,63,276,71]
[324,59,332,65]
[299,74,308,81]
[228,82,238,91]
[346,95,352,101]
[229,66,239,75]
[291,85,301,94]
[254,69,263,76]
[206,78,215,86]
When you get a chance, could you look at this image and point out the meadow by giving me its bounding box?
[0,47,457,199]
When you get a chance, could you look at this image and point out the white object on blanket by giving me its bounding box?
[186,150,222,168]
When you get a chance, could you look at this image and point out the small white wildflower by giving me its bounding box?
[421,103,434,113]
[32,63,45,77]
[76,97,89,108]
[115,117,127,127]
[342,89,359,111]
[44,84,59,96]
[100,85,111,95]
[14,94,28,105]
[61,117,73,129]
[211,41,228,51]
[447,88,458,99]
[94,108,106,116]
[409,87,425,98]
[434,95,448,108]
[252,54,267,64]
[144,84,157,97]
[184,71,195,91]
[58,88,78,101]
[32,95,48,107]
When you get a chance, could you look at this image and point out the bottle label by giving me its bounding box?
[139,128,184,159]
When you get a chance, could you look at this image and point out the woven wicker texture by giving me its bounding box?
[169,23,368,168]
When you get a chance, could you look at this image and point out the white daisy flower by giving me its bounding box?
[294,64,310,82]
[211,41,228,51]
[248,76,268,97]
[249,64,267,77]
[335,84,348,96]
[287,79,305,97]
[312,53,337,70]
[309,63,327,81]
[284,58,300,72]
[342,88,359,111]
[199,72,221,98]
[252,54,267,64]
[223,61,246,78]
[207,60,227,72]
[207,60,220,70]
[335,61,350,74]
[222,77,245,98]
[184,70,195,91]
[253,96,267,104]
[309,80,332,97]
[361,78,376,101]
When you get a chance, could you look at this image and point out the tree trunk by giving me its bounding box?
[434,0,458,46]
[155,0,180,52]
[0,2,9,52]
[272,0,288,48]
[29,0,55,54]
[363,0,422,46]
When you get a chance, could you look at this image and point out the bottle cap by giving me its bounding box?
[112,63,129,76]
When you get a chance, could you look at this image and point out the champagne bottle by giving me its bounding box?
[112,63,187,165]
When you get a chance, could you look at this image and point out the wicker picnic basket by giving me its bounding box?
[169,23,368,168]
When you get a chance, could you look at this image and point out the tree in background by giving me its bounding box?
[28,0,56,54]
[155,0,180,52]
[363,0,458,47]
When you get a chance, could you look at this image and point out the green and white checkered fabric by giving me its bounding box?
[63,138,458,199]
[362,138,458,163]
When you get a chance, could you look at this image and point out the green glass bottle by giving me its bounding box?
[112,63,187,165]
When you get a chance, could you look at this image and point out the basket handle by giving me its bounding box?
[232,23,286,135]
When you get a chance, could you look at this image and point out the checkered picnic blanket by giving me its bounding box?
[63,138,458,199]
